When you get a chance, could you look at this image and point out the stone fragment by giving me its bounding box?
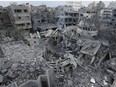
[103,80,108,86]
[29,68,35,72]
[5,69,14,78]
[0,75,3,83]
[11,63,18,70]
[90,78,96,84]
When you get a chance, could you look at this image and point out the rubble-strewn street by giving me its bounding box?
[0,1,116,87]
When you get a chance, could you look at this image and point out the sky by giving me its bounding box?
[0,1,111,7]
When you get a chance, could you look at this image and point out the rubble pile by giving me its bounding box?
[40,27,115,87]
[0,26,116,87]
[0,41,47,87]
[1,41,43,62]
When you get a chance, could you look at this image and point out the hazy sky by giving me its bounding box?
[0,1,111,7]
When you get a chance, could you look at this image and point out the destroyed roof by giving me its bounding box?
[78,18,96,28]
[80,40,101,56]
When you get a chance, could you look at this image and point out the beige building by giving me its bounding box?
[7,3,32,30]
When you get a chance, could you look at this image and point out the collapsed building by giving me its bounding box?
[31,5,57,32]
[0,1,116,87]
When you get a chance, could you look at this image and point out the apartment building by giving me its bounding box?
[100,2,116,29]
[56,5,79,28]
[7,3,32,30]
[100,8,113,28]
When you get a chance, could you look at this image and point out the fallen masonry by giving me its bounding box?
[0,26,115,87]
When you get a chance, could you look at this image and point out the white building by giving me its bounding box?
[100,8,112,29]
[66,1,84,11]
[79,7,97,19]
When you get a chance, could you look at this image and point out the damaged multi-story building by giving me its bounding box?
[0,6,12,37]
[31,5,57,32]
[66,1,84,11]
[77,18,98,37]
[100,2,116,29]
[79,1,105,19]
[56,5,79,28]
[100,8,113,29]
[7,3,32,31]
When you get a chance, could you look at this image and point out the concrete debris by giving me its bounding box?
[90,78,96,84]
[5,69,14,78]
[0,1,116,87]
[111,80,116,87]
[103,80,108,86]
[0,26,113,87]
[107,58,116,71]
[0,75,3,83]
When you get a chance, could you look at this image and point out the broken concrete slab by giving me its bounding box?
[107,58,116,71]
[19,80,39,87]
[90,78,96,84]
